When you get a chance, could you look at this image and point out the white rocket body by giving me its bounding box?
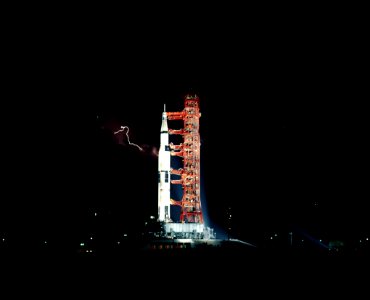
[158,105,171,222]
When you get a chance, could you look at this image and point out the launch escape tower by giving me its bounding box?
[158,95,213,239]
[167,95,203,224]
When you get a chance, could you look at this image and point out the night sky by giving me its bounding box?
[1,10,368,254]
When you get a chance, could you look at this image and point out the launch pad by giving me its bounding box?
[163,223,215,239]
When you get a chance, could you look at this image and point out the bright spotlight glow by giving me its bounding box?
[114,126,143,151]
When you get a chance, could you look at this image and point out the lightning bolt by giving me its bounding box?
[114,126,143,151]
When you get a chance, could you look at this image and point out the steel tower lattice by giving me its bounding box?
[167,95,203,224]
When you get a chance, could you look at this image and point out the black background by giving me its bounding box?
[1,7,368,254]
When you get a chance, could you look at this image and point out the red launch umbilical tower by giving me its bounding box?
[167,95,203,224]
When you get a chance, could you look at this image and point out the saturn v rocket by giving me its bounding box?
[158,105,171,222]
